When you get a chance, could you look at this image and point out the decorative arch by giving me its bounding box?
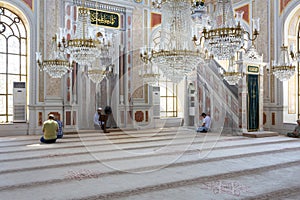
[282,3,300,122]
[282,1,300,43]
[1,0,37,103]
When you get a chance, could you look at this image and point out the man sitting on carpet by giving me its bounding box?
[287,119,300,138]
[40,114,58,144]
[196,113,211,133]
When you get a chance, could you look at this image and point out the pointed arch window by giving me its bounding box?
[0,7,28,123]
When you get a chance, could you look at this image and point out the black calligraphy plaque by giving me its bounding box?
[248,65,259,73]
[89,9,120,29]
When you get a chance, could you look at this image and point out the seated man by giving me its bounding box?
[197,113,211,133]
[40,114,58,144]
[287,119,300,138]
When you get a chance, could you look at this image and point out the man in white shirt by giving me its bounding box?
[94,108,104,130]
[197,113,211,133]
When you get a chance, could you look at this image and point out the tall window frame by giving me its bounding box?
[160,78,178,118]
[296,22,300,119]
[0,6,28,123]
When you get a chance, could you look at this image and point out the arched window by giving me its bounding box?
[0,7,27,123]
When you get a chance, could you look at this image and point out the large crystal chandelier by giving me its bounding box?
[58,0,101,66]
[36,35,72,78]
[222,57,241,85]
[193,0,259,60]
[140,0,204,82]
[272,45,295,81]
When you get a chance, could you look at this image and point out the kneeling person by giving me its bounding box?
[40,114,58,144]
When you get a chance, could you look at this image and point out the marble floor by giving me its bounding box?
[0,127,299,200]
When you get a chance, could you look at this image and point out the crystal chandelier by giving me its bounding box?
[88,63,114,83]
[160,63,185,84]
[36,35,72,78]
[88,68,107,83]
[98,32,113,67]
[272,45,295,81]
[193,0,259,60]
[94,54,114,82]
[58,0,101,66]
[140,0,205,82]
[88,33,114,84]
[141,63,160,86]
[222,57,241,85]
